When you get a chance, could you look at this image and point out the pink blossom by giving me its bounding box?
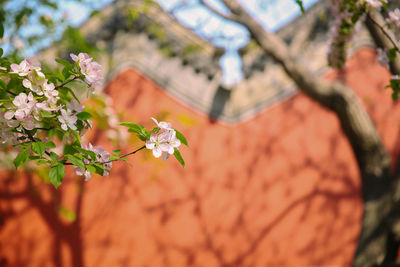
[377,48,389,68]
[152,117,172,130]
[146,131,171,158]
[67,100,84,113]
[81,61,102,87]
[70,53,91,64]
[5,92,36,121]
[58,109,77,131]
[22,69,47,95]
[10,59,31,76]
[19,115,35,130]
[363,0,386,9]
[146,129,181,159]
[70,52,103,87]
[74,167,92,181]
[387,9,400,28]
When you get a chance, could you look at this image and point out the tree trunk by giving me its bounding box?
[209,1,397,266]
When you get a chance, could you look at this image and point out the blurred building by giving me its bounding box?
[1,1,400,266]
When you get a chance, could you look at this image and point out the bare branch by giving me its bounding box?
[199,0,237,22]
[365,10,400,75]
[290,15,316,56]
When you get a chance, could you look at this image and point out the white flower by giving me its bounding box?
[93,146,110,163]
[19,115,35,130]
[70,53,91,64]
[10,59,31,76]
[146,129,181,159]
[165,130,181,154]
[58,109,77,131]
[22,69,46,95]
[146,131,172,158]
[152,117,172,130]
[70,52,103,88]
[67,100,84,113]
[81,61,102,87]
[377,48,389,68]
[74,167,92,181]
[363,0,386,9]
[5,92,36,121]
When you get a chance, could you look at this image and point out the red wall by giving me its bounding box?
[0,48,399,267]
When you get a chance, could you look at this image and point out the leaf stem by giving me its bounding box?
[116,145,146,161]
[63,145,146,166]
[6,90,16,96]
[55,75,79,90]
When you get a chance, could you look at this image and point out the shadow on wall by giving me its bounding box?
[0,49,399,267]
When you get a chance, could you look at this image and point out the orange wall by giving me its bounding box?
[1,48,400,267]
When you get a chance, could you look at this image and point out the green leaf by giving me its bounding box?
[174,129,188,146]
[109,155,119,161]
[388,48,397,63]
[55,58,72,67]
[120,122,148,139]
[295,0,305,14]
[0,23,3,39]
[66,86,81,103]
[44,141,56,148]
[65,155,85,170]
[40,109,55,118]
[49,152,59,161]
[390,78,400,100]
[32,141,45,157]
[0,47,3,57]
[112,149,121,155]
[0,78,6,89]
[14,149,29,169]
[173,148,185,168]
[77,111,92,120]
[74,146,96,160]
[49,163,65,189]
[37,159,50,165]
[88,163,105,175]
[119,122,142,129]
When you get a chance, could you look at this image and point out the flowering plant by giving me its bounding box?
[295,0,400,99]
[0,52,187,188]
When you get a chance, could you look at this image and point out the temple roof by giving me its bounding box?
[51,0,377,123]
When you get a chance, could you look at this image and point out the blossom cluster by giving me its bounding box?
[74,143,112,181]
[0,53,101,145]
[70,52,102,89]
[387,8,400,41]
[4,59,60,134]
[326,0,397,68]
[146,118,181,160]
[326,0,366,68]
[0,52,187,188]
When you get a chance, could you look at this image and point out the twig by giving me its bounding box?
[6,90,17,96]
[117,145,146,161]
[63,145,146,166]
[55,75,79,90]
[199,0,236,22]
[368,13,400,52]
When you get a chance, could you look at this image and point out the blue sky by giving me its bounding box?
[155,0,318,84]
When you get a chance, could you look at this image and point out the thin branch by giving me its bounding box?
[55,75,79,90]
[6,90,17,96]
[367,13,400,52]
[112,145,146,162]
[199,0,237,22]
[63,145,146,166]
